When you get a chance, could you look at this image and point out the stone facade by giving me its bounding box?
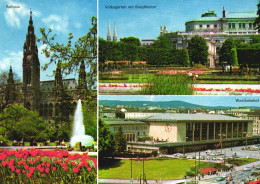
[166,8,258,67]
[5,11,90,120]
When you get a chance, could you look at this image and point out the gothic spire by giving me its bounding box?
[113,22,117,42]
[8,65,14,84]
[24,9,37,55]
[107,21,111,41]
[55,60,63,91]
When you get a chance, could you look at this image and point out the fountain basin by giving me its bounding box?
[70,135,94,147]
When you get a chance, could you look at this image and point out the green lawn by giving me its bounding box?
[100,73,154,83]
[99,158,206,180]
[100,73,259,84]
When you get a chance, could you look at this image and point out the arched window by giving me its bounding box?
[44,104,48,117]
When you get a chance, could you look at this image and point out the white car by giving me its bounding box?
[243,167,251,171]
[186,155,194,159]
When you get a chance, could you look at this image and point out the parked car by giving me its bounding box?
[195,156,204,160]
[243,167,251,171]
[209,152,216,156]
[255,166,260,170]
[186,155,194,159]
[173,153,182,157]
[215,152,224,156]
[205,150,212,155]
[232,154,239,158]
[216,176,225,181]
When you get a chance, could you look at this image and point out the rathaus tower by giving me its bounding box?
[22,10,40,111]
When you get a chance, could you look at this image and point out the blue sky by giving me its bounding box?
[99,0,258,40]
[99,96,260,108]
[0,0,96,81]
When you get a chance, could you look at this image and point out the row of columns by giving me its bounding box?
[188,121,248,142]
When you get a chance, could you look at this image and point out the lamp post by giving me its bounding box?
[243,132,248,149]
[130,150,133,184]
[217,133,226,153]
[182,137,189,157]
[194,151,197,183]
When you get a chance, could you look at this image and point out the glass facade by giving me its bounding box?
[202,123,207,140]
[185,121,248,142]
[186,123,193,141]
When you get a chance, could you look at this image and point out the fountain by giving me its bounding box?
[70,99,94,147]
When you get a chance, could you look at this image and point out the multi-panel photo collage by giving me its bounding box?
[0,0,260,183]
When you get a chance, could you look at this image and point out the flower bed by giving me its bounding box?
[99,83,260,95]
[157,68,211,75]
[0,149,97,183]
[194,87,260,93]
[99,83,149,88]
[104,61,147,65]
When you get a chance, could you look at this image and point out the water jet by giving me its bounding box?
[70,99,94,147]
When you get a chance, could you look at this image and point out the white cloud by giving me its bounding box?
[0,50,23,78]
[3,0,41,29]
[42,15,69,33]
[74,22,82,29]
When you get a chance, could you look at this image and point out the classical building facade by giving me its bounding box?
[5,11,91,120]
[166,7,258,67]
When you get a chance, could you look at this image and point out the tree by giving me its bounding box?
[219,38,238,72]
[250,35,260,44]
[114,126,127,152]
[0,105,45,141]
[53,89,74,141]
[188,35,208,65]
[37,16,97,90]
[82,98,97,141]
[255,0,260,32]
[0,71,21,112]
[152,35,173,49]
[120,36,141,46]
[98,119,115,161]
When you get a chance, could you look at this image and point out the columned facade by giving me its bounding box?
[166,9,258,67]
[186,121,252,142]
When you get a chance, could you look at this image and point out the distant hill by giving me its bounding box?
[99,100,260,109]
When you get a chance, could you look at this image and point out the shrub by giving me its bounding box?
[141,74,193,95]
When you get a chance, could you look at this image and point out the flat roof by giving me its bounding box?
[144,113,249,122]
[103,120,148,125]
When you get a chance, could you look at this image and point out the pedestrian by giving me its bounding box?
[30,136,34,146]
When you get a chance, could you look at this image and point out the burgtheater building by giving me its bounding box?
[168,8,258,67]
[103,113,256,153]
[142,7,259,67]
[3,11,92,121]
